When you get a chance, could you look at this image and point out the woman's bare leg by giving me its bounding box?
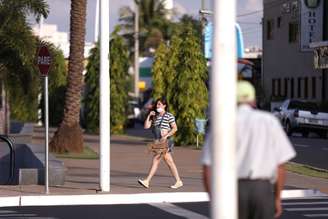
[163,152,182,182]
[144,154,162,182]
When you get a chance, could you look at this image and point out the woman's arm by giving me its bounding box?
[162,122,177,138]
[144,111,156,129]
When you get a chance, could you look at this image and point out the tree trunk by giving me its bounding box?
[0,82,4,134]
[50,0,87,153]
[4,86,9,135]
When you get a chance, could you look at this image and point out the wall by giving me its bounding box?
[263,0,323,102]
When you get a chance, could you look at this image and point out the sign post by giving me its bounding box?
[37,45,51,194]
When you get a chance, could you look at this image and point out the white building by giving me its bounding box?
[263,0,327,102]
[163,0,174,20]
[32,23,94,59]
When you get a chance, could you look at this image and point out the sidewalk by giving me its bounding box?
[0,123,327,201]
[0,124,204,197]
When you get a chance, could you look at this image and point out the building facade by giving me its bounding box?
[263,0,328,103]
[32,23,94,59]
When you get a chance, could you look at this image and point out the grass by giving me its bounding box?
[285,162,328,179]
[54,146,99,160]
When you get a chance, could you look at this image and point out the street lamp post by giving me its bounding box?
[322,0,328,102]
[99,0,110,192]
[200,0,206,49]
[134,2,140,98]
[95,0,99,42]
[211,0,238,218]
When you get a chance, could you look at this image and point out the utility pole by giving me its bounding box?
[99,0,110,192]
[322,0,327,102]
[199,0,205,30]
[201,0,205,14]
[200,0,206,49]
[94,0,99,42]
[134,2,140,98]
[211,0,237,218]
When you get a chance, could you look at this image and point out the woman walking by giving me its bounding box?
[138,97,183,189]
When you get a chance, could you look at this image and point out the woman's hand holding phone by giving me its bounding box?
[149,111,156,116]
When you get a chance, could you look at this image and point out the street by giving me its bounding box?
[1,197,328,219]
[290,135,328,169]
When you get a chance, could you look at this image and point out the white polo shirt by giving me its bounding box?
[201,104,296,181]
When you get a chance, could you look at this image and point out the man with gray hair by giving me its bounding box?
[201,81,296,219]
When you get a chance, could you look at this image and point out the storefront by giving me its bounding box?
[311,41,328,69]
[310,41,328,102]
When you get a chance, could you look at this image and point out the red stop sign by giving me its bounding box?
[37,46,51,76]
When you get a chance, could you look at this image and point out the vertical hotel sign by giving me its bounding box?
[300,0,323,51]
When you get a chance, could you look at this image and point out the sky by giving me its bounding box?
[30,0,263,48]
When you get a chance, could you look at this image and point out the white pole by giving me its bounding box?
[37,93,42,126]
[94,0,99,42]
[211,0,237,218]
[44,76,49,194]
[134,2,140,98]
[39,17,44,37]
[38,17,44,126]
[99,0,110,192]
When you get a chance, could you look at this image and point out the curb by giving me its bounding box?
[0,189,326,208]
[281,189,327,199]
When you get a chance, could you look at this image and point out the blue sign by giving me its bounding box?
[235,23,245,58]
[195,118,207,134]
[204,22,245,59]
[204,22,213,59]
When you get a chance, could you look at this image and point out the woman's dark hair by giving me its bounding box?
[154,97,169,112]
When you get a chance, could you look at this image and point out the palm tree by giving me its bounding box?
[50,0,87,153]
[0,0,49,133]
[0,0,49,75]
[119,0,172,55]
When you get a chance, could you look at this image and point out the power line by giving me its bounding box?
[237,21,261,25]
[243,31,262,35]
[237,9,263,17]
[203,0,294,22]
[243,29,262,33]
[241,26,261,32]
[237,0,293,18]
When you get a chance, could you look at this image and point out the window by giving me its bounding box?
[267,19,274,40]
[288,100,318,111]
[297,77,302,98]
[277,17,282,28]
[291,78,294,98]
[284,78,288,97]
[304,77,308,99]
[289,22,298,43]
[312,77,316,98]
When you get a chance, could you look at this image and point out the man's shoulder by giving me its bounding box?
[252,109,279,123]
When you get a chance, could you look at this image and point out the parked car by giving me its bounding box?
[273,99,328,138]
[126,100,141,128]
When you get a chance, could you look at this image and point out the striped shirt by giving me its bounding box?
[153,112,176,130]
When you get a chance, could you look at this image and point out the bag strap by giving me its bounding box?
[158,112,167,129]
